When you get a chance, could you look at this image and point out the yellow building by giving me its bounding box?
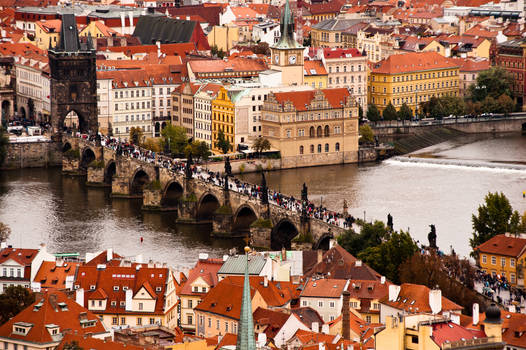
[369,51,460,114]
[475,233,526,287]
[260,88,359,168]
[79,21,118,39]
[34,19,61,50]
[375,313,503,350]
[207,24,239,52]
[212,87,235,154]
[303,59,328,89]
[310,18,360,48]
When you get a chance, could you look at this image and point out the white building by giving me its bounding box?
[15,55,50,122]
[194,83,222,147]
[253,21,281,46]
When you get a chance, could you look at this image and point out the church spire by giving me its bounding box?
[236,247,256,350]
[274,0,302,49]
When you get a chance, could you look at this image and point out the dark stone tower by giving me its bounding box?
[49,13,97,140]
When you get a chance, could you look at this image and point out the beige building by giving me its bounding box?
[299,278,349,322]
[357,27,397,63]
[207,24,239,52]
[320,47,368,110]
[261,88,359,168]
[311,18,362,48]
[193,83,222,148]
[172,83,201,139]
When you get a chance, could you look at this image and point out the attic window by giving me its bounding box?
[156,287,162,292]
[120,301,125,307]
[123,286,128,291]
[113,286,119,291]
[13,322,33,335]
[90,285,95,290]
[58,302,68,311]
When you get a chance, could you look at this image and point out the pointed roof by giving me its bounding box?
[236,249,256,350]
[273,0,302,49]
[57,13,80,52]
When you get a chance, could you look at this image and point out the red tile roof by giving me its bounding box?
[302,278,348,298]
[0,291,107,345]
[431,321,486,347]
[33,261,80,291]
[57,333,147,350]
[0,248,39,266]
[379,283,463,313]
[346,279,391,302]
[84,250,123,266]
[272,88,351,112]
[101,43,197,60]
[475,234,526,258]
[501,310,526,349]
[450,57,490,72]
[36,19,62,33]
[323,47,362,59]
[253,307,290,340]
[180,258,223,296]
[304,60,327,76]
[307,0,345,15]
[372,51,459,74]
[217,333,237,348]
[188,57,267,74]
[292,329,337,345]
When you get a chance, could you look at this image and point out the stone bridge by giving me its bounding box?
[61,136,346,250]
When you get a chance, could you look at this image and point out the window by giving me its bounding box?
[299,146,304,154]
[216,320,220,330]
[150,318,155,325]
[121,317,125,325]
[491,256,496,265]
[139,302,143,310]
[187,315,193,325]
[335,143,340,152]
[188,300,193,308]
[302,300,308,306]
[318,301,323,307]
[208,318,211,327]
[365,315,371,323]
[329,301,335,308]
[317,144,321,153]
[501,257,506,267]
[137,317,142,325]
[325,143,329,152]
[511,258,515,267]
[112,317,118,325]
[411,335,419,344]
[511,273,516,284]
[310,144,314,153]
[225,321,229,332]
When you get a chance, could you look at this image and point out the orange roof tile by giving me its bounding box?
[57,333,146,350]
[475,234,526,258]
[33,261,80,291]
[188,57,267,74]
[304,60,327,76]
[272,88,351,112]
[450,57,490,72]
[293,329,337,345]
[302,278,348,298]
[371,51,459,74]
[180,258,223,296]
[379,283,463,313]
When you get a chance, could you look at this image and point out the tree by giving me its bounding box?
[0,286,35,324]
[142,138,161,153]
[358,106,364,120]
[397,103,413,120]
[63,341,83,350]
[0,222,11,242]
[481,96,498,114]
[252,137,271,157]
[359,124,374,144]
[338,221,389,257]
[184,140,211,162]
[358,230,418,284]
[497,94,515,115]
[129,127,143,146]
[253,42,270,56]
[215,129,232,154]
[468,67,514,102]
[0,127,7,167]
[440,96,464,117]
[366,104,381,122]
[161,125,188,156]
[470,192,521,255]
[382,102,397,121]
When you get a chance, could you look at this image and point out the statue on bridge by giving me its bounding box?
[428,224,437,250]
[223,174,229,191]
[185,153,193,179]
[224,156,232,177]
[301,183,308,202]
[260,170,269,205]
[301,183,308,220]
[387,213,393,231]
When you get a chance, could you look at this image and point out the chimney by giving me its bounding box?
[472,303,479,325]
[329,239,336,249]
[136,254,144,264]
[380,276,386,284]
[120,12,125,35]
[264,276,268,287]
[321,324,329,334]
[76,288,84,307]
[156,41,161,58]
[65,275,74,290]
[199,253,209,260]
[388,285,400,302]
[429,287,442,314]
[128,12,133,33]
[355,260,362,267]
[148,260,154,268]
[125,289,133,311]
[342,290,351,340]
[282,247,286,261]
[317,249,323,264]
[107,248,113,262]
[311,321,319,333]
[223,255,229,261]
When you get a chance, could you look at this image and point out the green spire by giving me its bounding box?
[274,0,303,49]
[236,247,256,350]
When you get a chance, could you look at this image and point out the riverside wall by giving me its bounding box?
[2,141,62,169]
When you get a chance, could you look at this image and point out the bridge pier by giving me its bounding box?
[142,188,164,211]
[86,165,106,186]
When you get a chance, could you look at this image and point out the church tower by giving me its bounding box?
[270,0,304,86]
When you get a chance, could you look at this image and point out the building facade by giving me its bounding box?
[212,87,235,154]
[496,39,526,110]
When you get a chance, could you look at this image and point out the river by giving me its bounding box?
[0,133,525,268]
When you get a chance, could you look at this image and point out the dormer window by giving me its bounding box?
[113,286,119,291]
[123,286,128,291]
[90,285,95,290]
[156,287,162,292]
[193,286,199,292]
[45,324,59,336]
[111,301,116,306]
[13,322,33,336]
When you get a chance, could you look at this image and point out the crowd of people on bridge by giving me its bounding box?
[475,270,526,313]
[72,132,354,229]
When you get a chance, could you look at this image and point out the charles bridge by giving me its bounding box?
[61,136,346,251]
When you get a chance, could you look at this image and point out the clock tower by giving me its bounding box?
[270,0,304,86]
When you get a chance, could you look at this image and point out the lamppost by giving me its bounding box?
[414,85,419,120]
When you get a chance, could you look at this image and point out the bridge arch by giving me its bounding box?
[522,122,526,133]
[313,233,333,251]
[271,218,299,250]
[130,168,150,196]
[232,204,258,235]
[197,192,221,220]
[162,180,184,207]
[104,160,116,185]
[62,141,72,153]
[80,147,96,171]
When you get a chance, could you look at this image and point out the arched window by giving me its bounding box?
[299,145,304,154]
[324,125,330,137]
[317,126,322,137]
[310,144,314,153]
[309,126,315,138]
[325,143,329,152]
[317,144,322,153]
[335,142,340,152]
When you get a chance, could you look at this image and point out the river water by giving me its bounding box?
[0,133,525,268]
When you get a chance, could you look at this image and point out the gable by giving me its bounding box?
[0,259,23,267]
[134,286,155,300]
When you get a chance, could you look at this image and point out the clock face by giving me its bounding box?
[289,55,297,64]
[274,55,279,64]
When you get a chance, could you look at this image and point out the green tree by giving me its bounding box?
[27,98,35,119]
[215,129,232,154]
[358,230,418,284]
[366,104,381,122]
[397,102,413,120]
[161,124,188,156]
[382,102,397,121]
[63,341,83,350]
[0,127,8,167]
[184,140,211,162]
[252,137,271,157]
[441,96,464,117]
[337,220,389,257]
[142,137,161,153]
[359,124,374,144]
[481,96,498,114]
[0,222,11,242]
[0,286,35,324]
[470,192,522,255]
[358,106,364,119]
[497,94,515,115]
[129,127,143,146]
[468,67,514,102]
